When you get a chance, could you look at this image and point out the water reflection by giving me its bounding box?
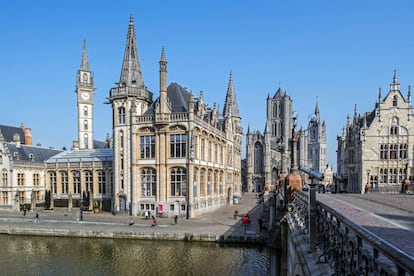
[0,235,276,275]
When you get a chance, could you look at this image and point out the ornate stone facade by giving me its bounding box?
[336,71,413,193]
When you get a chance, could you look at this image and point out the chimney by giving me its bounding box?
[20,123,32,145]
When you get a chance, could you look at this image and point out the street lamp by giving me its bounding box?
[365,169,371,193]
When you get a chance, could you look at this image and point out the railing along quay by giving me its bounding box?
[292,190,414,275]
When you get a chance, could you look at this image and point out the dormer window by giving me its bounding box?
[29,153,34,162]
[13,152,19,160]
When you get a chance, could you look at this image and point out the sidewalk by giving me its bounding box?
[0,193,268,243]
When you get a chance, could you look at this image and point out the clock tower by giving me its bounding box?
[76,40,94,149]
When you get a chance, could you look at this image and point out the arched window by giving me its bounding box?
[84,134,88,149]
[0,150,3,164]
[118,107,126,124]
[83,73,88,83]
[49,172,57,193]
[141,168,156,196]
[84,106,88,116]
[84,120,88,130]
[170,167,187,196]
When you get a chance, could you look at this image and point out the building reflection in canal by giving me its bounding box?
[0,235,278,275]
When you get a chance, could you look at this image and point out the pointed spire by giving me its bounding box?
[408,85,411,103]
[223,71,240,118]
[378,87,382,102]
[390,69,400,91]
[119,14,143,87]
[80,39,90,71]
[160,46,166,62]
[247,123,251,135]
[315,96,320,115]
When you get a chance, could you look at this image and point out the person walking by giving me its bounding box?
[174,215,178,225]
[145,210,149,220]
[34,213,39,223]
[151,216,157,227]
[242,214,250,235]
[129,217,134,226]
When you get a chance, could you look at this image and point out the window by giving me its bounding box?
[170,167,187,196]
[390,144,397,160]
[120,131,124,149]
[73,171,81,194]
[390,126,398,135]
[61,171,68,194]
[207,170,212,195]
[50,172,57,193]
[141,168,156,196]
[98,171,106,194]
[390,168,397,183]
[29,153,34,162]
[84,106,88,116]
[33,173,40,186]
[208,141,212,161]
[85,171,93,192]
[1,192,8,205]
[214,144,218,163]
[2,170,7,186]
[17,173,25,186]
[83,73,88,82]
[0,150,2,163]
[119,107,126,124]
[201,138,205,160]
[170,134,186,158]
[84,134,88,148]
[140,135,156,159]
[84,120,88,130]
[393,95,398,106]
[200,169,205,196]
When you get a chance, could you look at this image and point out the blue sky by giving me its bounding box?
[2,1,414,169]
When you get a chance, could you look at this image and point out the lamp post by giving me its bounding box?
[365,169,371,193]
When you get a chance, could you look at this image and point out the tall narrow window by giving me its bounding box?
[98,171,106,194]
[33,173,40,186]
[141,168,156,196]
[140,135,156,159]
[85,171,93,193]
[84,134,88,148]
[17,173,25,186]
[119,107,126,124]
[393,95,398,106]
[84,106,88,116]
[84,120,88,130]
[2,170,7,186]
[200,169,205,196]
[73,171,81,194]
[170,134,186,158]
[170,167,187,196]
[61,171,68,194]
[201,138,205,160]
[50,172,57,193]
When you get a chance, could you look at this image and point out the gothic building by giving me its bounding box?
[245,88,328,192]
[245,88,293,192]
[337,71,414,193]
[109,16,243,217]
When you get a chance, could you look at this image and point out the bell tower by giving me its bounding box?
[76,40,94,149]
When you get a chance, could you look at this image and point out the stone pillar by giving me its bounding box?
[68,193,73,212]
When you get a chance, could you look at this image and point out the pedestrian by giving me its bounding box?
[23,206,27,216]
[242,214,249,235]
[129,217,134,226]
[34,213,39,223]
[145,210,149,220]
[174,215,178,225]
[80,207,83,221]
[148,210,151,219]
[151,216,157,227]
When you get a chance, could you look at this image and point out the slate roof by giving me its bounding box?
[0,125,25,143]
[6,144,62,162]
[144,82,190,114]
[93,140,109,149]
[46,148,113,163]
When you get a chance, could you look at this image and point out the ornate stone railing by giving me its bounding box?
[290,190,414,275]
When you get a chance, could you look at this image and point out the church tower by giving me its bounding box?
[307,97,327,172]
[76,40,94,149]
[109,15,153,212]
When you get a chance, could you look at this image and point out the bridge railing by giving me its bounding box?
[290,190,414,275]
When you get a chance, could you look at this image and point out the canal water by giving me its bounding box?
[0,235,278,275]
